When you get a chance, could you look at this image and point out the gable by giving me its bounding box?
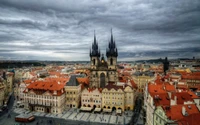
[43,90,51,96]
[124,86,133,92]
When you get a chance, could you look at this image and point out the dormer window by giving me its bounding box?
[53,90,57,95]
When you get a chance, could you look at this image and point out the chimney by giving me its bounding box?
[175,96,177,103]
[182,106,186,115]
[168,92,171,99]
[170,95,177,106]
[182,106,188,116]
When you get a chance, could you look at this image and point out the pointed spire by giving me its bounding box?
[90,30,100,57]
[94,30,97,45]
[107,29,118,57]
[111,28,113,43]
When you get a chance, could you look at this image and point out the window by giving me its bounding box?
[93,59,95,65]
[110,58,113,65]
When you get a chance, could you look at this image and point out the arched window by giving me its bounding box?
[100,73,105,88]
[110,58,113,65]
[93,59,95,65]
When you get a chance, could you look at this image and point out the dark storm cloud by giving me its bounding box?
[0,0,200,61]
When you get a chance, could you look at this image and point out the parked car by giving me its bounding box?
[15,114,35,122]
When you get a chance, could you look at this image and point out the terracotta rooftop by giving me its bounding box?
[44,77,69,84]
[171,92,194,104]
[148,84,166,94]
[187,91,199,99]
[104,83,130,91]
[23,79,36,84]
[165,83,176,92]
[152,93,170,106]
[163,104,199,121]
[77,77,89,85]
[27,81,65,91]
[177,113,200,125]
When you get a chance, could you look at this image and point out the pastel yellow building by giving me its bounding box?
[80,88,102,112]
[65,75,81,108]
[0,80,5,106]
[6,72,14,93]
[102,83,135,113]
[132,72,155,92]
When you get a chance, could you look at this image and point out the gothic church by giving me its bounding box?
[89,30,118,88]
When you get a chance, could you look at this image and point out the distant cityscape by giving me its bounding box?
[0,31,199,125]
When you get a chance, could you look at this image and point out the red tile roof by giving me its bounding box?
[44,77,69,84]
[163,104,199,120]
[104,83,129,91]
[187,91,199,99]
[152,93,170,106]
[171,92,194,104]
[180,72,200,80]
[23,79,36,84]
[165,83,176,92]
[77,77,89,85]
[177,113,200,125]
[26,81,65,91]
[148,84,166,94]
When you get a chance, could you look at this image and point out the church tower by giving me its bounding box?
[89,30,118,88]
[90,31,100,69]
[106,29,118,83]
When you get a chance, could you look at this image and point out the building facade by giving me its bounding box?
[0,80,5,107]
[65,75,81,108]
[102,83,135,113]
[80,88,102,112]
[23,81,66,114]
[132,72,155,92]
[6,72,14,93]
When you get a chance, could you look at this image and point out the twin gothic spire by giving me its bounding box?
[90,29,118,58]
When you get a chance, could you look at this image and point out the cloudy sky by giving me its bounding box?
[0,0,200,61]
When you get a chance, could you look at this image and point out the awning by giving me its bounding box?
[103,108,112,112]
[94,108,102,112]
[116,109,122,114]
[80,106,92,111]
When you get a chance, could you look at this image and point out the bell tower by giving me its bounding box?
[89,29,118,88]
[106,29,118,83]
[90,31,100,69]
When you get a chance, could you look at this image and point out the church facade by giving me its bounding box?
[89,31,118,88]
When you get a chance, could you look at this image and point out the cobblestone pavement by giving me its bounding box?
[0,105,133,125]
